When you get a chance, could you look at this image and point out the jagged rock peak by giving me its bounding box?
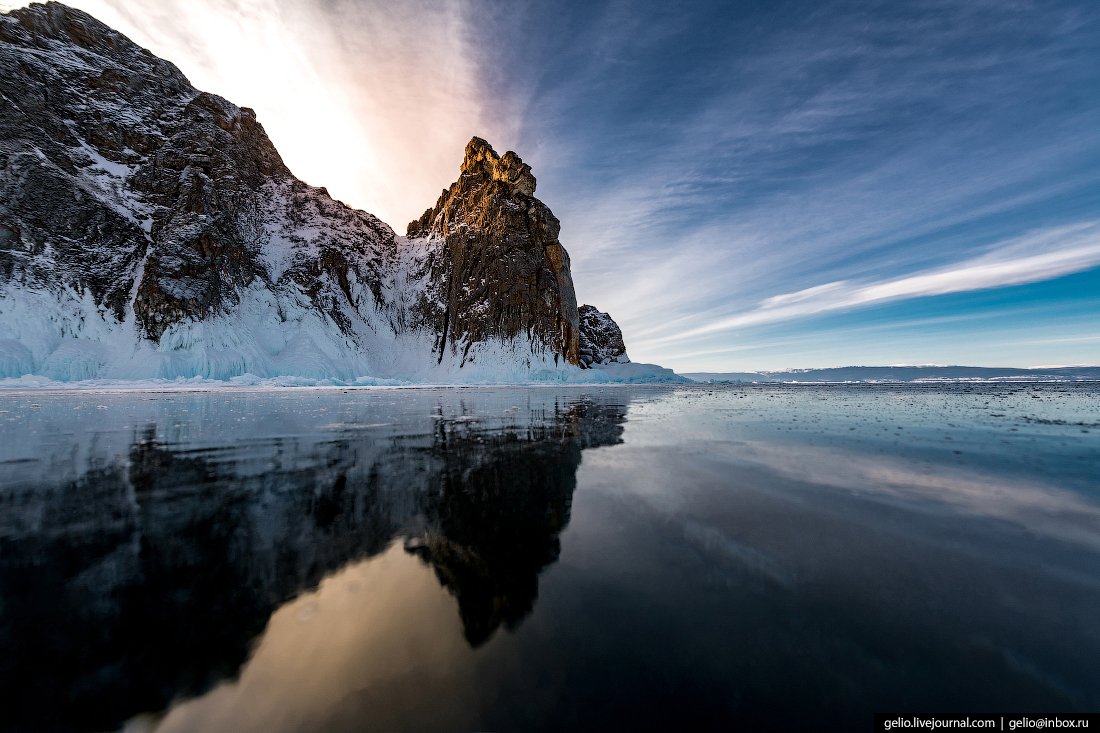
[404,136,581,366]
[407,136,541,238]
[461,136,536,196]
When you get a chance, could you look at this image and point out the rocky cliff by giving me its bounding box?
[578,304,630,367]
[0,2,642,382]
[407,137,580,368]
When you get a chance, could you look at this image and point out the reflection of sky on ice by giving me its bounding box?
[612,384,1100,551]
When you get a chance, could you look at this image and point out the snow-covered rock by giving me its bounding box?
[578,304,629,367]
[0,3,679,384]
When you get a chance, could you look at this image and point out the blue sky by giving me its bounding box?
[37,0,1100,369]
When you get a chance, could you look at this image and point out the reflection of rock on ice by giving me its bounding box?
[0,389,629,731]
[406,398,627,646]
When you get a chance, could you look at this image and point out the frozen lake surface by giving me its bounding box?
[0,383,1098,732]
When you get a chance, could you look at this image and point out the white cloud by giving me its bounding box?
[651,221,1100,344]
[759,281,849,309]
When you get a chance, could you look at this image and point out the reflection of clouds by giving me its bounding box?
[732,440,1100,551]
[680,518,793,589]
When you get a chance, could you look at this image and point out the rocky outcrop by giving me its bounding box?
[406,137,581,367]
[578,304,629,367]
[0,2,396,346]
[0,2,635,380]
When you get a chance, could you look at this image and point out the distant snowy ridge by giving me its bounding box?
[0,3,685,385]
[684,366,1100,383]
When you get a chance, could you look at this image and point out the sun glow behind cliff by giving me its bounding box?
[46,0,519,229]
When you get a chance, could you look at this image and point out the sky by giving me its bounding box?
[13,0,1100,370]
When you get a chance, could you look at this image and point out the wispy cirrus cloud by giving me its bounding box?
[650,222,1100,344]
[508,1,1100,366]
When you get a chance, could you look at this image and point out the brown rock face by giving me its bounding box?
[406,137,581,366]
